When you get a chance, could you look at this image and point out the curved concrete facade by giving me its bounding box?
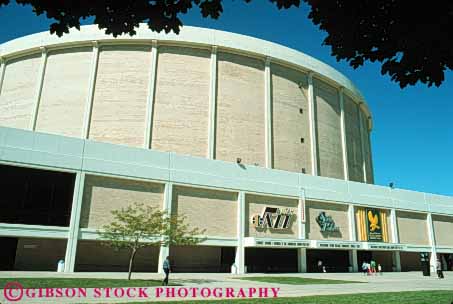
[0,25,373,183]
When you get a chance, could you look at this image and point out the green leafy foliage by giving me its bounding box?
[97,202,205,279]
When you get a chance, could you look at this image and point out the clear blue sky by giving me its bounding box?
[1,2,452,196]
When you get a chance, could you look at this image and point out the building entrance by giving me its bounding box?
[306,249,349,273]
[357,251,394,272]
[245,248,298,273]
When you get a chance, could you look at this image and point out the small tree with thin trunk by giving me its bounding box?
[98,202,205,280]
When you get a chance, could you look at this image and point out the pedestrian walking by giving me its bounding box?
[370,260,377,274]
[361,261,368,275]
[162,256,171,286]
[377,264,382,275]
[317,260,323,273]
[436,259,444,279]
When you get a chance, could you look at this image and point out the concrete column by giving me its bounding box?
[82,41,100,139]
[30,47,47,130]
[158,182,173,274]
[427,213,438,273]
[298,189,306,239]
[264,57,273,168]
[297,248,307,273]
[390,208,399,243]
[348,204,357,242]
[207,46,218,159]
[393,251,401,272]
[349,249,358,272]
[358,105,368,183]
[0,57,6,95]
[339,88,349,180]
[235,191,246,274]
[307,72,318,176]
[64,172,85,272]
[145,40,158,149]
[390,208,402,272]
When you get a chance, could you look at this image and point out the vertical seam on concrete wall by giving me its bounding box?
[64,172,85,272]
[0,57,6,96]
[207,46,217,159]
[339,88,349,180]
[82,41,100,139]
[30,47,47,131]
[358,104,367,183]
[264,57,273,168]
[307,72,318,176]
[145,40,158,149]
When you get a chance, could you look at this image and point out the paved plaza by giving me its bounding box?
[0,271,452,303]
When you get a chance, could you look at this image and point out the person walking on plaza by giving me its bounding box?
[361,261,368,275]
[317,260,323,273]
[162,256,171,286]
[377,264,382,275]
[436,259,444,279]
[370,260,377,274]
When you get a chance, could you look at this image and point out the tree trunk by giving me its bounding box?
[128,248,137,280]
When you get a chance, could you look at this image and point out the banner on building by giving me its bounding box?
[366,208,383,242]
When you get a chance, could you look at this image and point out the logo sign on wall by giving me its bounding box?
[252,207,295,230]
[316,212,340,232]
[366,208,383,242]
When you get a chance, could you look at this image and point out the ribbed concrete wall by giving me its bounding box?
[0,42,373,183]
[271,63,311,173]
[344,95,363,182]
[216,52,265,165]
[0,53,41,129]
[89,45,151,147]
[314,79,344,179]
[152,46,210,157]
[36,47,92,137]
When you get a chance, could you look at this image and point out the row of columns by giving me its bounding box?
[63,172,441,273]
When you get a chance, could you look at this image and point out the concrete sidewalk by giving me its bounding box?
[0,272,452,303]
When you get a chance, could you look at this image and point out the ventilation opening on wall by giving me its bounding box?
[299,108,304,114]
[301,168,306,174]
[300,138,304,143]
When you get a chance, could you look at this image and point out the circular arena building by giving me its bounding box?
[0,25,452,274]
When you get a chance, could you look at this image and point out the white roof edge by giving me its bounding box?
[0,24,372,128]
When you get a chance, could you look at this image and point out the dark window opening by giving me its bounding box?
[245,248,298,273]
[306,249,349,273]
[0,164,75,226]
